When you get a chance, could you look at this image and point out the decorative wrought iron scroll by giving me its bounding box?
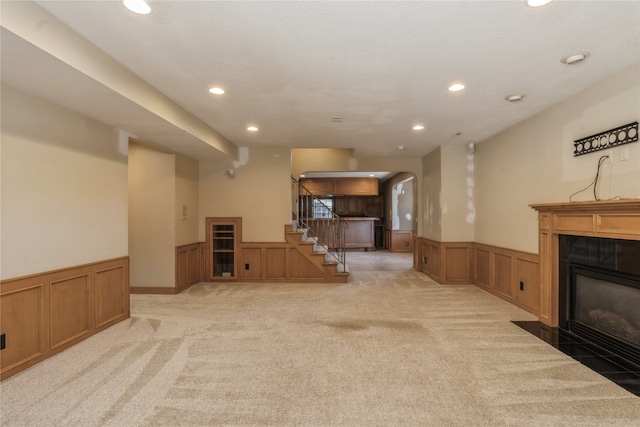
[573,121,638,157]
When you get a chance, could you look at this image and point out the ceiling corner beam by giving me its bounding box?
[0,0,238,160]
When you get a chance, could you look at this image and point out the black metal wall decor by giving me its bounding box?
[573,121,638,157]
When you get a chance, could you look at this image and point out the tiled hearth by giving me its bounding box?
[514,321,640,396]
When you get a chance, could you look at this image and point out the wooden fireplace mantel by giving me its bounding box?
[530,199,640,327]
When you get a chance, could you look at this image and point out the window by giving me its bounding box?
[313,198,333,218]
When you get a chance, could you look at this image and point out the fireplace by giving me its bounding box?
[527,200,640,393]
[559,236,640,366]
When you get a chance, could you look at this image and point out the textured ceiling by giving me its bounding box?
[2,1,640,160]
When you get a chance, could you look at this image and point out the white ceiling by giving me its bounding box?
[2,1,639,160]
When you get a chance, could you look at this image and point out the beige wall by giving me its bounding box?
[421,148,442,241]
[0,85,128,280]
[175,153,200,246]
[441,145,475,242]
[128,142,175,287]
[475,64,640,253]
[291,148,355,177]
[199,147,292,242]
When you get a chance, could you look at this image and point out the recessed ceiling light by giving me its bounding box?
[561,52,590,65]
[505,94,526,102]
[123,0,151,15]
[448,83,465,92]
[247,126,259,132]
[413,125,425,131]
[398,145,405,150]
[209,87,225,95]
[526,0,553,7]
[369,174,376,177]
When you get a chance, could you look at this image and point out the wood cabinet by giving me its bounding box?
[206,217,241,280]
[334,178,378,195]
[344,218,375,250]
[335,196,385,217]
[335,196,365,215]
[365,196,383,218]
[298,179,335,195]
[299,178,378,196]
[334,196,347,214]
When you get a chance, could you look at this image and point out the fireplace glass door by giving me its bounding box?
[573,269,640,348]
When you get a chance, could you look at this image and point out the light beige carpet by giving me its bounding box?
[1,255,639,426]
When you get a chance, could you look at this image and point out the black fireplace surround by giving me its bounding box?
[559,235,640,368]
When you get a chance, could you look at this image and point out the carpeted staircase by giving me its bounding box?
[285,224,349,283]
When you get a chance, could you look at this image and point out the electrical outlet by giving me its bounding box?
[519,281,524,291]
[0,333,5,350]
[245,263,250,270]
[603,150,613,163]
[621,146,629,161]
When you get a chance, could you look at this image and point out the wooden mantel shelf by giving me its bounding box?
[530,198,640,327]
[530,199,640,212]
[530,198,640,241]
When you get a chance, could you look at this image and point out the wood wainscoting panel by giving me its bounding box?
[49,274,91,350]
[413,236,422,271]
[177,249,189,289]
[514,257,540,312]
[95,264,128,328]
[419,239,430,275]
[473,243,540,317]
[241,247,262,279]
[474,247,491,288]
[188,245,200,285]
[289,249,325,280]
[0,257,129,381]
[266,248,287,280]
[415,239,542,315]
[388,230,413,252]
[492,253,513,298]
[175,242,205,293]
[442,244,472,283]
[0,284,45,374]
[417,239,473,284]
[430,244,441,280]
[419,239,441,282]
[241,232,348,283]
